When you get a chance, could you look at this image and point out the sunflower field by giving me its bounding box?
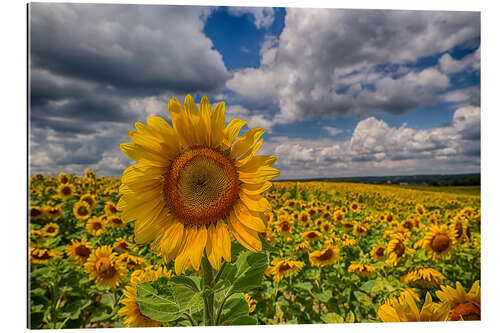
[28,170,481,328]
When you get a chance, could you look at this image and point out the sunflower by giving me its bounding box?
[403,268,445,288]
[118,253,147,270]
[386,233,409,266]
[30,229,44,245]
[30,247,62,264]
[80,194,97,209]
[348,263,376,278]
[108,215,126,228]
[84,168,94,179]
[66,238,93,264]
[46,205,63,219]
[58,183,75,199]
[42,222,59,237]
[244,293,257,313]
[325,235,341,247]
[118,266,171,327]
[415,204,426,216]
[275,218,294,236]
[29,206,45,220]
[333,210,344,223]
[371,244,387,261]
[86,217,107,236]
[341,235,357,247]
[350,201,361,214]
[423,224,456,258]
[301,230,322,242]
[352,223,368,237]
[74,201,92,220]
[298,211,311,225]
[384,288,421,307]
[320,221,333,234]
[378,292,449,322]
[118,95,279,275]
[84,245,128,288]
[268,259,305,282]
[105,201,120,216]
[58,172,70,184]
[309,246,340,267]
[114,238,131,252]
[293,241,311,254]
[436,281,480,321]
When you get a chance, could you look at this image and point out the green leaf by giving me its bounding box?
[316,291,331,303]
[230,316,258,325]
[136,281,181,322]
[345,311,356,323]
[295,282,313,291]
[353,291,372,306]
[232,252,269,293]
[169,275,200,292]
[218,293,249,325]
[321,313,344,324]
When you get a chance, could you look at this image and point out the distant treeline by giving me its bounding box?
[276,173,480,186]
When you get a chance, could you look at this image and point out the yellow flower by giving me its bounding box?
[108,215,126,228]
[386,233,409,266]
[244,293,257,313]
[29,206,45,220]
[269,259,305,282]
[119,95,279,275]
[84,245,128,288]
[371,244,386,261]
[350,201,361,214]
[66,238,93,265]
[352,222,368,237]
[423,224,456,259]
[30,247,62,264]
[298,211,311,225]
[80,193,97,209]
[415,204,426,216]
[57,183,75,199]
[104,201,120,216]
[275,218,294,236]
[348,263,376,278]
[320,221,333,234]
[309,246,340,267]
[436,281,480,321]
[301,230,322,242]
[113,237,131,252]
[58,172,70,184]
[403,268,445,288]
[42,222,59,237]
[86,217,107,236]
[333,210,344,223]
[46,205,63,219]
[73,201,92,220]
[118,266,171,327]
[293,241,311,254]
[118,253,147,270]
[378,292,450,322]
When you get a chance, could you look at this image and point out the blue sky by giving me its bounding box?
[29,4,480,179]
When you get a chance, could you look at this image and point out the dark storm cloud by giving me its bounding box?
[30,3,230,96]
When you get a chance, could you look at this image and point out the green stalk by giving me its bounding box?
[201,255,214,326]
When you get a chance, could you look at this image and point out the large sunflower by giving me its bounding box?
[378,292,450,322]
[119,95,279,274]
[309,246,340,267]
[436,281,480,321]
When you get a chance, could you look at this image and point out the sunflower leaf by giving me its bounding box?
[321,312,344,324]
[218,293,250,325]
[231,251,269,293]
[136,280,182,322]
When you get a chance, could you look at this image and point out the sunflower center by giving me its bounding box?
[376,247,385,257]
[431,234,451,253]
[97,258,116,278]
[164,147,239,226]
[450,302,480,321]
[78,206,88,215]
[46,227,55,233]
[75,245,91,258]
[62,187,71,196]
[318,249,333,261]
[93,222,102,230]
[394,242,405,257]
[278,263,292,272]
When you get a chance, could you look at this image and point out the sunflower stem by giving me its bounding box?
[201,255,215,326]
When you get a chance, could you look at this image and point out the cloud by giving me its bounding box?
[323,126,343,136]
[439,47,480,74]
[225,104,275,132]
[227,8,480,124]
[260,106,480,179]
[226,7,275,29]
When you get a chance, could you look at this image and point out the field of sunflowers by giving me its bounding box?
[28,170,480,328]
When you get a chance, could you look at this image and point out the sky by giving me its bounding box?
[28,3,480,179]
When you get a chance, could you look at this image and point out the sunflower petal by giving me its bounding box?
[228,211,262,252]
[210,101,225,147]
[238,166,280,184]
[230,127,265,159]
[188,227,207,271]
[235,203,266,232]
[223,119,247,150]
[239,192,272,212]
[120,143,170,166]
[205,224,221,270]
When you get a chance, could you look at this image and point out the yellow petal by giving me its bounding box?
[168,97,196,149]
[134,206,170,244]
[188,227,207,271]
[234,139,263,167]
[205,224,221,270]
[216,221,231,262]
[223,118,247,150]
[228,211,262,252]
[121,164,166,185]
[237,155,276,172]
[210,101,225,148]
[238,166,280,184]
[120,143,170,167]
[230,127,265,159]
[235,202,266,232]
[378,305,401,322]
[240,182,272,195]
[239,192,272,212]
